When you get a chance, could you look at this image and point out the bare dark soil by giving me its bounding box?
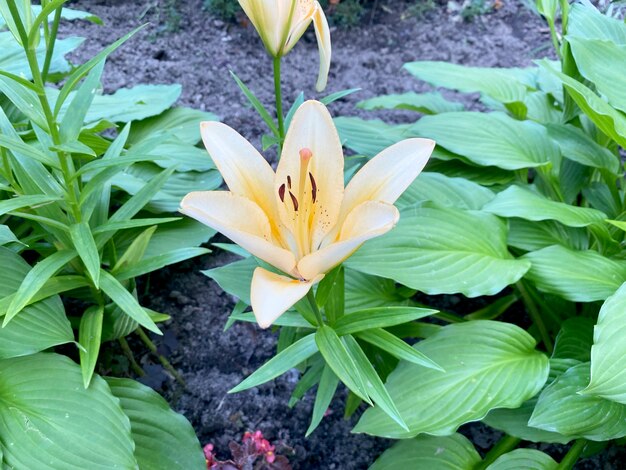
[61,1,624,468]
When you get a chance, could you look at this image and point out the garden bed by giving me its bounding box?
[61,1,625,468]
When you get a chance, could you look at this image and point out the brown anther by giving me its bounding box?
[278,184,286,202]
[287,175,292,189]
[309,172,317,203]
[299,148,313,162]
[289,191,299,211]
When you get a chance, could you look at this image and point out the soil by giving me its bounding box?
[60,1,625,468]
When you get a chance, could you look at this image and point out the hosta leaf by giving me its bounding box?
[426,159,514,186]
[335,117,416,157]
[508,219,587,252]
[354,321,549,438]
[127,106,219,145]
[529,362,626,441]
[553,317,594,362]
[567,2,626,44]
[346,206,530,297]
[0,248,73,358]
[369,433,481,470]
[413,112,558,170]
[344,269,414,313]
[106,378,205,469]
[486,449,557,470]
[358,92,463,114]
[523,245,626,302]
[483,185,606,227]
[546,124,619,172]
[583,282,626,404]
[0,354,136,469]
[398,172,495,210]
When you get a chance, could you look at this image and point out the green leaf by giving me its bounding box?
[483,185,606,227]
[4,249,76,326]
[306,365,339,436]
[0,75,47,129]
[342,335,408,430]
[398,171,495,211]
[79,305,103,388]
[356,328,443,371]
[413,112,558,170]
[230,334,317,392]
[315,325,373,405]
[0,134,60,168]
[553,317,594,362]
[354,321,549,438]
[0,353,136,469]
[344,269,413,313]
[369,433,481,470]
[112,226,157,273]
[99,270,160,335]
[404,61,529,116]
[486,449,558,470]
[228,311,313,329]
[529,362,626,441]
[346,206,530,297]
[567,2,626,44]
[70,222,101,287]
[508,219,587,252]
[0,247,73,358]
[333,307,437,335]
[0,225,19,246]
[106,378,205,470]
[113,247,210,281]
[426,159,514,186]
[568,37,626,113]
[335,117,416,157]
[358,92,464,114]
[583,282,626,404]
[546,124,619,172]
[0,194,61,217]
[203,257,256,304]
[230,71,278,136]
[523,245,626,302]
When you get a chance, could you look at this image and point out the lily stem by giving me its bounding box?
[306,290,324,327]
[474,435,521,470]
[558,439,587,469]
[516,281,553,354]
[273,56,285,147]
[136,327,186,387]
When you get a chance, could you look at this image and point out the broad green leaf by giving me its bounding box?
[583,282,626,404]
[99,270,160,334]
[342,335,408,430]
[426,159,514,186]
[128,136,214,172]
[404,61,528,116]
[127,106,219,146]
[333,307,437,335]
[369,433,481,470]
[106,378,205,470]
[344,269,414,313]
[523,245,626,302]
[397,172,495,211]
[0,354,136,469]
[70,222,101,287]
[0,194,61,217]
[4,250,76,326]
[203,257,257,304]
[546,123,619,172]
[567,2,626,44]
[529,362,626,441]
[358,92,463,114]
[306,365,339,436]
[335,117,415,157]
[28,5,102,24]
[55,84,182,124]
[354,321,549,438]
[346,206,530,297]
[483,185,606,227]
[315,325,372,404]
[508,219,587,252]
[79,305,103,388]
[486,449,558,470]
[412,112,558,170]
[553,317,594,362]
[0,248,73,358]
[112,226,157,273]
[356,328,443,370]
[230,334,317,392]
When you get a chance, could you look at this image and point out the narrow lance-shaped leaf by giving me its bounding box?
[69,222,101,288]
[333,306,437,335]
[306,365,339,436]
[79,305,103,388]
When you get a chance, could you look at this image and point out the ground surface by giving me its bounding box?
[61,1,624,468]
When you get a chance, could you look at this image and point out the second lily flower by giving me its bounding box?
[238,0,331,91]
[181,100,434,328]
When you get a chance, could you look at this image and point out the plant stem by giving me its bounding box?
[547,19,562,60]
[118,337,146,377]
[558,439,587,470]
[41,5,63,83]
[273,56,285,147]
[516,281,553,354]
[307,289,324,327]
[135,327,186,387]
[474,435,521,470]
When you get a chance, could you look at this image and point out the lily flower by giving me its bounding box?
[180,100,434,328]
[238,0,331,91]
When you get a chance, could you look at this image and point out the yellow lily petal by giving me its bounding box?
[180,191,297,275]
[311,2,331,92]
[251,267,323,328]
[275,100,344,253]
[199,121,281,229]
[238,0,285,55]
[337,138,434,227]
[283,0,315,54]
[297,201,399,280]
